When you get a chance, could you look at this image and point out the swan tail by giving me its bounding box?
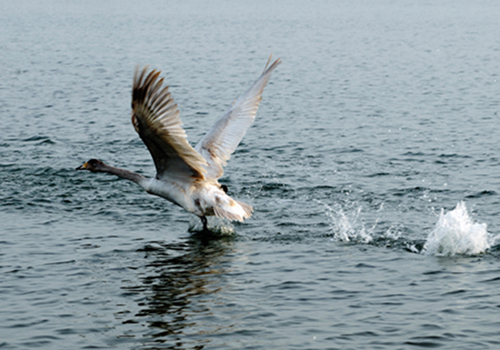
[213,197,253,222]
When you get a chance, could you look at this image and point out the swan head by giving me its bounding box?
[76,159,107,172]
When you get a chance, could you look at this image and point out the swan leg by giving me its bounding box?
[201,216,208,231]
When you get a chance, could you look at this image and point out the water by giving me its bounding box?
[1,0,500,349]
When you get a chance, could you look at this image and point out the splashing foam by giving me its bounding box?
[423,202,495,256]
[188,217,235,235]
[321,201,373,243]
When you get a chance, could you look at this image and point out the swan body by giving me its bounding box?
[77,56,281,230]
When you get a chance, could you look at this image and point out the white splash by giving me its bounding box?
[423,201,495,256]
[188,217,235,235]
[322,201,373,243]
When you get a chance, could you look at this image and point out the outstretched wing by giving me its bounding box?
[131,66,207,182]
[195,56,281,180]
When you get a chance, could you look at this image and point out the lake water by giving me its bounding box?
[1,0,500,349]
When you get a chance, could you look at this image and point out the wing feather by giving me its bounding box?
[195,56,281,179]
[131,66,207,181]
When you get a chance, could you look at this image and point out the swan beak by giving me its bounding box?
[76,162,89,170]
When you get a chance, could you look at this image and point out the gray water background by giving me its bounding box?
[1,0,500,349]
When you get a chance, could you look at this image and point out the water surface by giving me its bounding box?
[1,1,500,349]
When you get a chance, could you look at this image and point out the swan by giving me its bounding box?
[77,56,281,230]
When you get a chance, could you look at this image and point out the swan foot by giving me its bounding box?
[201,216,208,231]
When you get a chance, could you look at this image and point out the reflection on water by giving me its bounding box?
[122,232,237,349]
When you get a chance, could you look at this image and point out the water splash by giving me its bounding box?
[321,201,373,243]
[188,217,236,235]
[422,202,496,256]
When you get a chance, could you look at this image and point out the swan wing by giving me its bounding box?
[132,66,207,182]
[195,56,281,180]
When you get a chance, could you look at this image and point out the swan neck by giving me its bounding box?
[101,164,145,184]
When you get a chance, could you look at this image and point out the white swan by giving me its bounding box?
[77,56,281,230]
